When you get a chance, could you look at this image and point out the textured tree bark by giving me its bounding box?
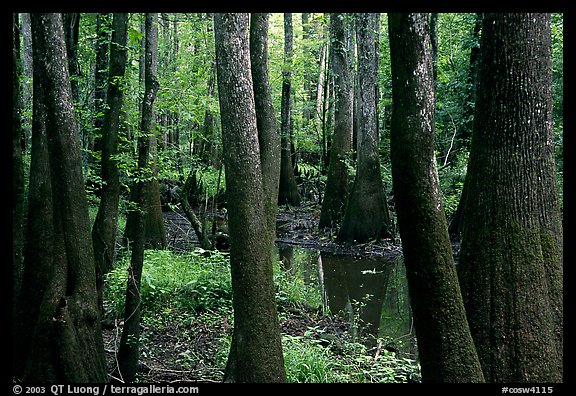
[92,13,129,317]
[14,13,107,383]
[250,13,281,252]
[458,13,563,383]
[338,13,391,243]
[388,13,484,383]
[214,13,286,383]
[319,13,353,229]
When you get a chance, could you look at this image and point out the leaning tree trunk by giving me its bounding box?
[14,13,107,383]
[388,13,484,383]
[337,13,391,243]
[458,13,563,383]
[214,13,286,383]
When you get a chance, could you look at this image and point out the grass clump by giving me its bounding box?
[105,248,232,323]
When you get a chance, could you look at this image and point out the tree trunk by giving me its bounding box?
[458,13,563,383]
[117,13,160,383]
[92,12,129,317]
[62,13,81,104]
[13,13,25,307]
[319,13,354,229]
[92,13,110,154]
[214,13,286,383]
[388,13,484,383]
[123,14,166,250]
[278,12,300,206]
[14,13,107,383]
[337,13,391,243]
[250,13,281,251]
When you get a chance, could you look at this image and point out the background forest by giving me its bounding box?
[15,13,564,221]
[12,13,563,384]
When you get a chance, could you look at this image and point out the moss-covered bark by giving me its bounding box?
[319,13,353,229]
[250,13,281,251]
[215,13,286,383]
[388,13,484,383]
[458,13,563,383]
[338,13,391,243]
[14,13,107,382]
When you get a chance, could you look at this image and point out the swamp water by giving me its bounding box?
[276,243,417,358]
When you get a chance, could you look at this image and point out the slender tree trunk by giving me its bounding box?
[123,14,166,250]
[278,12,300,206]
[338,13,391,243]
[92,12,129,317]
[62,13,81,104]
[458,13,563,383]
[92,13,110,154]
[117,13,160,383]
[14,13,107,383]
[388,13,484,383]
[214,13,286,383]
[319,13,353,229]
[250,13,281,251]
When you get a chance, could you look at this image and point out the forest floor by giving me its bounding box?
[103,202,406,383]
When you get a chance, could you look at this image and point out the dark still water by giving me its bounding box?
[276,244,416,357]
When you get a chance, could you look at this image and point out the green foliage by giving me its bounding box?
[274,254,323,310]
[282,334,343,382]
[105,248,232,322]
[282,331,420,383]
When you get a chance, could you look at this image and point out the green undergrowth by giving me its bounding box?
[104,248,420,383]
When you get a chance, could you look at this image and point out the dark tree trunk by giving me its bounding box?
[278,12,300,206]
[62,13,81,104]
[388,13,485,383]
[458,13,563,383]
[319,13,354,229]
[13,13,25,306]
[92,13,111,155]
[214,13,286,383]
[14,13,107,383]
[117,13,160,383]
[250,13,281,250]
[337,13,391,243]
[92,13,129,317]
[123,14,166,250]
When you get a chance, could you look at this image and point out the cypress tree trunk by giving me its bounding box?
[214,13,286,383]
[250,13,281,251]
[338,13,391,243]
[319,13,353,229]
[92,13,129,316]
[388,13,484,383]
[14,13,107,383]
[458,13,563,383]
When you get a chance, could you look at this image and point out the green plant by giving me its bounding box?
[105,248,232,323]
[283,334,344,383]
